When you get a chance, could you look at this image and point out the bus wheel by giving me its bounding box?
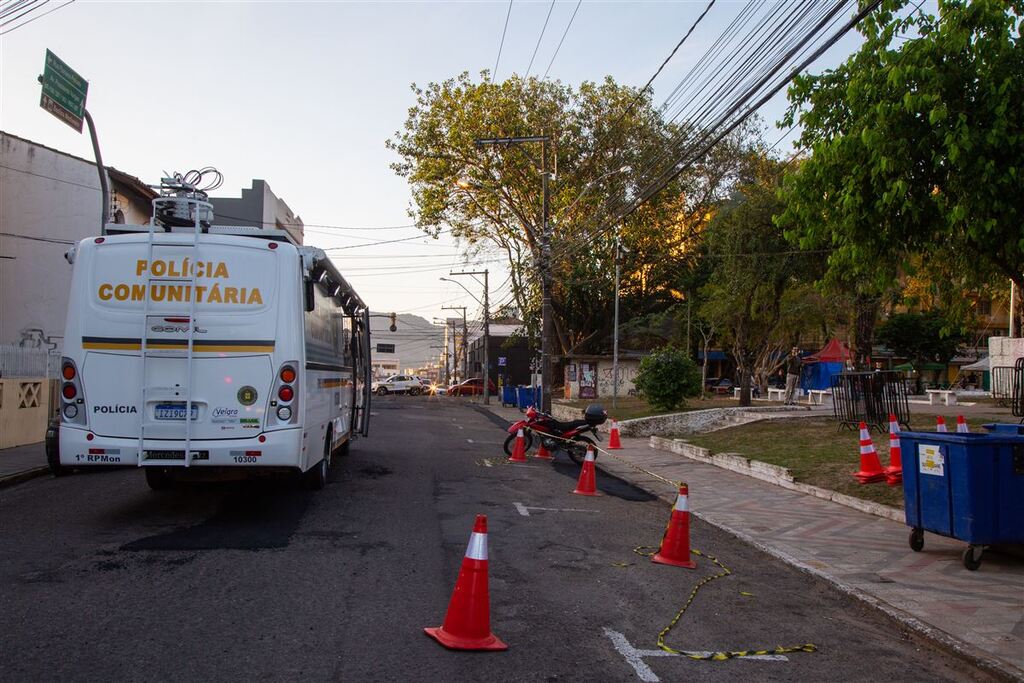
[145,468,173,491]
[304,433,331,490]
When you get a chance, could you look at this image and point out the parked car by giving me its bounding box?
[710,378,734,395]
[448,378,498,396]
[372,375,423,395]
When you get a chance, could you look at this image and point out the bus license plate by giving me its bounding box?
[154,403,199,421]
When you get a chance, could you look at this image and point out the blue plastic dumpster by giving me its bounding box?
[983,423,1024,435]
[516,385,538,410]
[502,385,517,407]
[899,429,1024,570]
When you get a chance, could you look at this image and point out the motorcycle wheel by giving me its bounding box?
[503,431,534,456]
[567,435,595,465]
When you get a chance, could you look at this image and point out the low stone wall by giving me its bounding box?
[649,435,904,523]
[615,405,807,438]
[551,400,811,437]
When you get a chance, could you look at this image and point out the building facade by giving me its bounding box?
[0,131,155,352]
[210,179,305,245]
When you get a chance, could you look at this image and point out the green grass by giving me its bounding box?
[559,395,739,421]
[680,413,1014,508]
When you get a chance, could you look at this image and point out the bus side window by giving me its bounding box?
[304,278,315,313]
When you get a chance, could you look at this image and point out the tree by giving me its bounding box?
[700,159,817,406]
[388,74,768,355]
[388,73,682,354]
[876,311,967,390]
[633,346,702,411]
[780,1,1024,322]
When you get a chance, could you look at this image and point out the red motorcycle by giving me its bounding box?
[503,404,607,464]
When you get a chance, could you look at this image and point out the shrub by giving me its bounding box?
[633,346,702,411]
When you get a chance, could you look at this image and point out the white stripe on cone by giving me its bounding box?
[465,532,488,561]
[585,448,595,462]
[860,444,875,454]
[673,493,689,512]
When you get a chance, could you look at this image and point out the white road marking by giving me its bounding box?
[467,439,474,444]
[513,502,599,517]
[603,628,789,682]
[455,424,464,430]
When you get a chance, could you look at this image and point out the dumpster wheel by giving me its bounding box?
[909,528,924,552]
[962,545,983,571]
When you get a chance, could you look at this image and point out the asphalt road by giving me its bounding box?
[0,398,997,682]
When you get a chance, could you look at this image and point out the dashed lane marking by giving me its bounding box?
[467,439,475,444]
[603,628,787,682]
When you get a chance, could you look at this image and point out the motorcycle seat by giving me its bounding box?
[543,418,591,432]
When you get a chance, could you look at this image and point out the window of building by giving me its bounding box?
[376,343,395,354]
[977,299,992,316]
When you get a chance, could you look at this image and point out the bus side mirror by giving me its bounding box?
[304,279,315,312]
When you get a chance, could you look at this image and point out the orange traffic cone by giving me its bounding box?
[508,429,528,463]
[956,415,969,433]
[424,515,508,651]
[853,422,885,484]
[884,414,902,486]
[572,445,601,496]
[652,484,697,569]
[608,420,622,450]
[534,440,553,460]
[936,416,948,433]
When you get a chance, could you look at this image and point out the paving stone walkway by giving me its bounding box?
[483,403,1024,679]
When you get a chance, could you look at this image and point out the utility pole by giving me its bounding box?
[475,135,553,411]
[443,306,467,383]
[613,233,622,409]
[449,270,490,404]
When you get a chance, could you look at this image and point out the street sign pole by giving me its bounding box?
[38,49,109,228]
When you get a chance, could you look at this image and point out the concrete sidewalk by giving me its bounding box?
[0,442,48,487]
[482,401,1024,680]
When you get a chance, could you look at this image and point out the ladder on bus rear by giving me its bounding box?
[138,197,205,468]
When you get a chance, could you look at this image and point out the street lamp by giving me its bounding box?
[443,272,490,405]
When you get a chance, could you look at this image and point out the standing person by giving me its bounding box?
[784,347,802,405]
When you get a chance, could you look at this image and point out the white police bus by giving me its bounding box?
[57,176,371,490]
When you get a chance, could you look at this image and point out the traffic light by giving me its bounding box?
[389,312,397,332]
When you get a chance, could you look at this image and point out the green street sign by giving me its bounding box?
[39,49,88,133]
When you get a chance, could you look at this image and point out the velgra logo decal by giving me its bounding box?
[93,405,138,414]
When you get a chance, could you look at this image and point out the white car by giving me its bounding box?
[372,375,423,395]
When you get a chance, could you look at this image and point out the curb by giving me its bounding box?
[0,466,50,490]
[593,455,1024,683]
[649,436,905,523]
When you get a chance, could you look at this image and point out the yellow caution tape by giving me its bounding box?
[632,544,817,660]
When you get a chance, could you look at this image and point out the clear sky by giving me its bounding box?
[1,0,872,325]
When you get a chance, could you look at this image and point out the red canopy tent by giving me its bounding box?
[804,338,852,363]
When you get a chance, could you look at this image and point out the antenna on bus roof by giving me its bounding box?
[151,167,223,231]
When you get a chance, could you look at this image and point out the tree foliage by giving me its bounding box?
[700,159,817,405]
[388,73,767,354]
[876,311,967,366]
[780,0,1024,306]
[633,346,702,411]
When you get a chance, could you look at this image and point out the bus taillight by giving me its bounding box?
[278,386,294,402]
[62,383,77,400]
[280,366,296,383]
[61,363,76,380]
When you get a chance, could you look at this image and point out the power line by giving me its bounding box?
[525,0,556,77]
[542,0,582,80]
[493,0,514,80]
[0,0,73,35]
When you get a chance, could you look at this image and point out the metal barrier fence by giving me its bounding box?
[991,366,1015,407]
[830,371,910,432]
[0,345,60,379]
[1013,358,1024,420]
